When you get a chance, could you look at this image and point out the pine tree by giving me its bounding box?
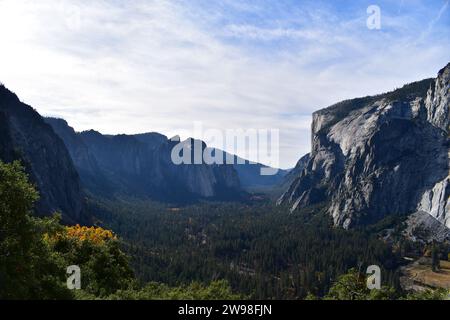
[431,242,440,272]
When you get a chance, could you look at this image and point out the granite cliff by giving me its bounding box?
[46,118,242,202]
[279,63,449,230]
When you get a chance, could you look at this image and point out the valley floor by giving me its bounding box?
[87,196,405,299]
[401,259,450,291]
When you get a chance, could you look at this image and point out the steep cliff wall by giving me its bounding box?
[0,86,85,223]
[279,63,449,229]
[46,118,242,202]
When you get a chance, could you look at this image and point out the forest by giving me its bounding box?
[0,160,448,300]
[87,192,449,299]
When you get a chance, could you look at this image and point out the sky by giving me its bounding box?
[0,0,449,169]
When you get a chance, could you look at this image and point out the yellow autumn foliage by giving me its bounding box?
[44,224,116,245]
[66,225,116,244]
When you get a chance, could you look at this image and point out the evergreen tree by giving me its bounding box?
[431,242,440,272]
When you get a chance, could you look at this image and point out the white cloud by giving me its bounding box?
[0,0,448,168]
[223,24,325,41]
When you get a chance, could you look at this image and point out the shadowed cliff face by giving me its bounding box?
[0,85,85,223]
[46,118,242,202]
[279,63,449,229]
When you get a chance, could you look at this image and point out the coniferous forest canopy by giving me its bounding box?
[88,197,403,299]
[1,160,449,300]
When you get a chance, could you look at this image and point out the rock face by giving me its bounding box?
[0,85,85,223]
[403,211,450,243]
[46,118,242,202]
[279,63,450,229]
[276,153,310,194]
[417,178,450,228]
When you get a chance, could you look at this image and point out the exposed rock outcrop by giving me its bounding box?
[417,177,450,228]
[403,211,450,243]
[279,63,450,230]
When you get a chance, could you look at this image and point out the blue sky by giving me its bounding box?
[0,0,449,168]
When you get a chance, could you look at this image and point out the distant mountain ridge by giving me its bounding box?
[46,118,288,201]
[0,80,287,220]
[207,148,289,191]
[279,63,450,230]
[46,118,244,202]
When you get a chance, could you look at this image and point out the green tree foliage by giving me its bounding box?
[44,224,136,298]
[431,242,440,272]
[106,280,241,300]
[316,268,449,300]
[0,160,241,300]
[87,197,403,299]
[324,268,397,300]
[324,268,369,300]
[402,288,449,300]
[1,160,447,300]
[0,161,71,299]
[0,161,135,299]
